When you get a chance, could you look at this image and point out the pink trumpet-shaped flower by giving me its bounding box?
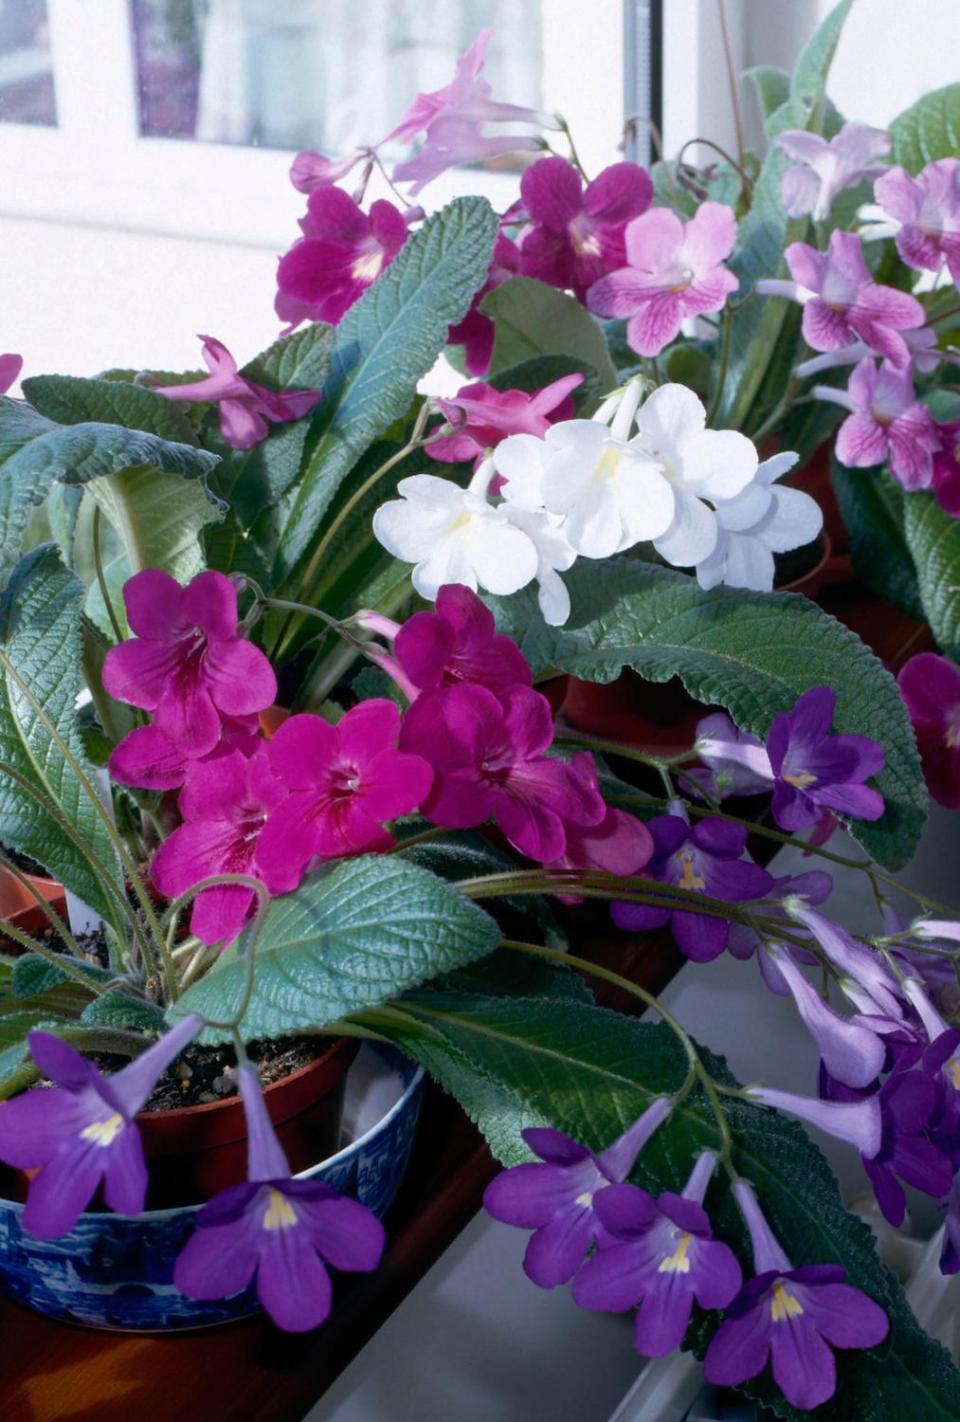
[446,233,521,377]
[156,335,322,450]
[814,357,941,490]
[257,701,434,889]
[0,353,22,394]
[517,156,653,301]
[587,202,739,358]
[874,159,960,284]
[776,122,890,221]
[275,189,408,329]
[289,149,369,193]
[108,712,262,792]
[426,373,582,466]
[103,570,277,758]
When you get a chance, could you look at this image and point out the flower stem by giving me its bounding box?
[706,307,733,426]
[0,847,83,958]
[0,915,107,993]
[556,114,589,180]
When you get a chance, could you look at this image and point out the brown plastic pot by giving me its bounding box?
[0,865,68,944]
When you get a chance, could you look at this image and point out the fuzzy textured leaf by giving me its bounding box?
[480,277,617,389]
[902,490,960,658]
[832,464,923,621]
[891,83,960,173]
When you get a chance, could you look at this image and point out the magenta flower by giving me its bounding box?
[611,814,774,963]
[759,231,924,366]
[289,149,369,193]
[446,233,521,377]
[776,122,890,221]
[0,1018,200,1237]
[275,189,408,329]
[108,712,261,792]
[387,29,556,196]
[483,1097,671,1287]
[103,570,277,759]
[257,701,434,890]
[815,357,941,490]
[517,157,653,301]
[766,686,885,830]
[587,202,739,358]
[151,750,289,947]
[875,159,960,284]
[704,1182,888,1411]
[426,373,582,466]
[175,1066,384,1331]
[899,652,960,808]
[0,352,22,395]
[156,335,322,451]
[933,420,960,516]
[399,682,605,862]
[546,795,654,881]
[391,583,533,697]
[572,1152,742,1356]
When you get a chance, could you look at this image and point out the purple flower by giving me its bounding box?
[941,1172,960,1275]
[769,946,886,1089]
[898,653,960,808]
[703,1181,888,1411]
[758,230,924,366]
[787,902,905,1020]
[425,373,582,467]
[776,122,890,221]
[175,1066,384,1331]
[932,420,960,518]
[0,1018,200,1237]
[875,158,960,285]
[572,1151,742,1355]
[815,358,941,491]
[587,202,739,358]
[446,233,521,377]
[692,711,773,801]
[727,870,833,992]
[517,156,653,301]
[156,335,322,451]
[482,1097,672,1287]
[766,686,885,831]
[797,325,960,381]
[611,813,773,963]
[275,189,408,329]
[0,352,22,395]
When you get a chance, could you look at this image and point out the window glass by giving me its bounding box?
[0,0,56,126]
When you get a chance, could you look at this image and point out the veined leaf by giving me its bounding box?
[891,83,960,172]
[480,277,617,389]
[832,464,923,621]
[902,490,960,658]
[22,374,199,445]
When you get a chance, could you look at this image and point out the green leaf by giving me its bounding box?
[480,277,617,390]
[22,375,199,446]
[374,991,960,1422]
[80,991,166,1032]
[272,197,498,589]
[746,65,790,123]
[0,1011,61,1098]
[832,464,924,621]
[891,83,960,172]
[168,855,501,1041]
[902,490,960,657]
[12,952,109,999]
[787,0,853,131]
[241,323,336,391]
[487,353,602,416]
[487,558,925,869]
[0,546,124,915]
[0,395,219,590]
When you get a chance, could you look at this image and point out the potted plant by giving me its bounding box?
[3,6,960,1416]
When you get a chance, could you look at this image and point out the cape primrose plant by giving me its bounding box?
[3,3,960,1415]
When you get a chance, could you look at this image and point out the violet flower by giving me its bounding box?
[572,1151,742,1356]
[768,945,886,1089]
[275,188,408,329]
[103,570,277,759]
[0,352,22,395]
[874,158,960,284]
[610,814,773,963]
[425,372,582,467]
[727,869,833,993]
[787,901,904,1020]
[776,121,890,221]
[108,712,261,792]
[155,335,322,451]
[517,156,653,301]
[400,682,605,862]
[386,582,533,697]
[482,1097,672,1287]
[257,700,434,890]
[932,419,960,517]
[692,711,773,800]
[703,1181,888,1411]
[941,1172,960,1276]
[796,325,960,381]
[899,653,960,808]
[0,1018,201,1237]
[766,686,885,830]
[175,1066,384,1331]
[758,230,924,366]
[587,201,739,358]
[446,233,520,377]
[150,750,290,947]
[815,357,941,491]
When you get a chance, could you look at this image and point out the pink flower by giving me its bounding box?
[289,149,368,193]
[275,189,408,329]
[257,701,434,890]
[587,202,739,358]
[103,570,277,758]
[151,750,289,946]
[898,653,960,808]
[933,419,960,516]
[544,753,653,901]
[426,373,582,466]
[400,682,605,861]
[813,358,940,490]
[388,30,556,196]
[516,157,653,301]
[446,233,520,377]
[875,159,960,285]
[0,353,22,395]
[759,231,924,366]
[108,713,261,791]
[392,583,533,696]
[776,122,889,221]
[156,336,322,451]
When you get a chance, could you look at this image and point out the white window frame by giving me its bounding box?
[0,0,626,249]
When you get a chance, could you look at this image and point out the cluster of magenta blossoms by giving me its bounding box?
[484,1108,888,1409]
[0,1024,384,1331]
[898,652,960,808]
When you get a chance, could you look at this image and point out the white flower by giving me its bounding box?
[775,122,890,222]
[630,384,759,568]
[502,505,576,626]
[695,453,823,592]
[372,462,538,600]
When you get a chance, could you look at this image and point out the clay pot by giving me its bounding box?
[0,865,68,943]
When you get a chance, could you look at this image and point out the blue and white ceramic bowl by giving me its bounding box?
[0,1044,423,1331]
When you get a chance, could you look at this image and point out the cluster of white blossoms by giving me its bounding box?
[372,380,823,626]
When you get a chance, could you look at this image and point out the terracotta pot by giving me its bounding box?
[0,865,68,943]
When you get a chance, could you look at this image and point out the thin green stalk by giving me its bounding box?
[92,505,124,645]
[0,847,83,957]
[458,868,756,923]
[706,308,733,426]
[163,874,270,1028]
[0,915,107,993]
[388,825,451,854]
[557,114,588,180]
